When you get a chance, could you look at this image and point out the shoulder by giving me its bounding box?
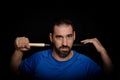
[73,50,102,71]
[28,49,52,59]
[73,50,91,60]
[73,50,97,64]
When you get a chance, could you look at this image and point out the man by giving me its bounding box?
[10,19,113,80]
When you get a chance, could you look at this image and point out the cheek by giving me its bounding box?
[68,40,74,46]
[68,39,74,43]
[53,40,61,46]
[55,41,62,46]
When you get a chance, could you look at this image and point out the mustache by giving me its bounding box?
[59,45,70,49]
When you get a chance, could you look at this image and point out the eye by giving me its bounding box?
[56,35,62,39]
[67,34,72,38]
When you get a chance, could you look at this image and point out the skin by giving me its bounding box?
[49,24,75,61]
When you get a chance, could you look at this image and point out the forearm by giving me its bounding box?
[10,49,23,74]
[99,48,113,74]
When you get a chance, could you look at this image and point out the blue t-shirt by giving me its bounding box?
[19,49,104,80]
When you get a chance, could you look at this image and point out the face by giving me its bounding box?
[50,24,75,58]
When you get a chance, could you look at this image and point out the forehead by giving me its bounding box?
[54,24,73,34]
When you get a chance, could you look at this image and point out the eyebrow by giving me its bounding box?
[55,33,73,37]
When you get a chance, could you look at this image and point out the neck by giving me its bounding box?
[52,50,73,61]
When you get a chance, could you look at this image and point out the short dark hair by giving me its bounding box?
[50,18,75,34]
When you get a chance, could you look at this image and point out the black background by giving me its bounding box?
[2,2,119,79]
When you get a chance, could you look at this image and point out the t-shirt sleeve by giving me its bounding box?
[18,53,40,74]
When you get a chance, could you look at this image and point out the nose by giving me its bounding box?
[62,38,67,46]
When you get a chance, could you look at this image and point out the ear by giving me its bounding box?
[73,31,76,41]
[49,33,53,42]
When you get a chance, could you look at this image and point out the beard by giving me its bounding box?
[53,44,72,58]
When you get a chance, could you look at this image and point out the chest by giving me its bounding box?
[34,60,88,79]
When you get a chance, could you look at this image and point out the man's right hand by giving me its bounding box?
[15,36,30,51]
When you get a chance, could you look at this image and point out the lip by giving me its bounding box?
[60,48,68,51]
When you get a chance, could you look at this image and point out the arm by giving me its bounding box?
[10,36,30,74]
[81,38,114,74]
